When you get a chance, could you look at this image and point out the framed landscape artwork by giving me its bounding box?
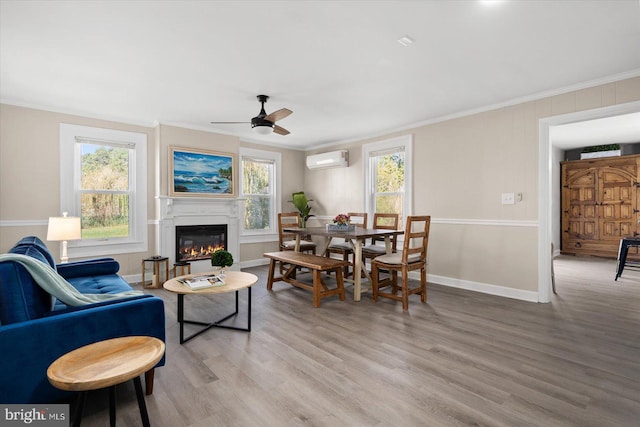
[169,147,236,197]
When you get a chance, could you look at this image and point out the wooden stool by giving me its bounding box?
[173,262,191,277]
[141,257,169,288]
[47,336,165,427]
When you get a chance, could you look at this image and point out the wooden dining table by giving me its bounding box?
[283,226,404,301]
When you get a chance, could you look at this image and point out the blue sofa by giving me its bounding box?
[0,236,166,404]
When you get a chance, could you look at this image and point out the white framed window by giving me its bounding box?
[239,147,281,243]
[60,123,147,257]
[363,135,413,228]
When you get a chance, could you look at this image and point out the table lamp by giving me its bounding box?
[47,212,81,263]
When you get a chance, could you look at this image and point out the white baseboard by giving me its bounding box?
[123,273,142,284]
[130,256,539,303]
[239,258,271,269]
[425,273,539,303]
[125,260,270,284]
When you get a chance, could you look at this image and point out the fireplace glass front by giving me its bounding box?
[175,224,227,262]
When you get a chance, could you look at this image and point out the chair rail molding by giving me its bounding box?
[431,218,538,227]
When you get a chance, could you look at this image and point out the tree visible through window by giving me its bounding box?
[60,123,147,257]
[373,150,405,226]
[242,157,274,231]
[79,143,131,239]
[364,135,412,229]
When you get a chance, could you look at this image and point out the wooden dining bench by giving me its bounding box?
[264,251,350,307]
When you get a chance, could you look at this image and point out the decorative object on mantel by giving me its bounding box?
[580,144,621,159]
[327,213,356,231]
[169,146,236,198]
[289,191,314,228]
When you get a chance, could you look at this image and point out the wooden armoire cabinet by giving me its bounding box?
[561,154,640,259]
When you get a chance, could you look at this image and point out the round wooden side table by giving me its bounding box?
[47,336,165,427]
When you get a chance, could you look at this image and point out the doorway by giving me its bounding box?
[538,101,640,302]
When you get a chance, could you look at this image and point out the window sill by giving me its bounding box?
[239,233,278,245]
[68,240,147,258]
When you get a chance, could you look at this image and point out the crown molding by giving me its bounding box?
[0,99,158,129]
[306,69,640,151]
[4,68,639,152]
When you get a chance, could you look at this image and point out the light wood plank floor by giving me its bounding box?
[75,256,640,426]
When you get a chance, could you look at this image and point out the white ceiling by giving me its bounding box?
[1,0,640,150]
[551,112,640,150]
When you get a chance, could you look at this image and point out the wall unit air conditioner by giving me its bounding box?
[306,150,349,170]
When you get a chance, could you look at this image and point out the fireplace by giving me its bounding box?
[175,224,227,262]
[158,196,241,275]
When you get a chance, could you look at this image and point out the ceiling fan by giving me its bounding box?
[210,95,292,136]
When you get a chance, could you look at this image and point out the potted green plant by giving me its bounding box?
[211,249,233,270]
[580,144,621,159]
[289,191,314,227]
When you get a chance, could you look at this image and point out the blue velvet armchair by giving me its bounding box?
[0,236,166,404]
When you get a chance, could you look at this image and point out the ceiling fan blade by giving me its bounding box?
[265,108,292,123]
[273,124,290,136]
[210,121,249,124]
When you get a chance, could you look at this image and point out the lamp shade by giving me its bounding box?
[47,215,81,241]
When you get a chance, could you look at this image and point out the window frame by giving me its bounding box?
[59,123,147,258]
[239,147,281,243]
[363,135,413,227]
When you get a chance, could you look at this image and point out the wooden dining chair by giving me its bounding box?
[362,213,400,268]
[371,215,431,310]
[325,212,368,277]
[278,212,317,273]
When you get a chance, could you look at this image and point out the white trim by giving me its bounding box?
[304,69,640,151]
[122,273,141,284]
[1,219,159,227]
[538,100,640,304]
[432,218,538,227]
[238,147,282,237]
[427,274,539,303]
[0,218,538,229]
[239,234,279,244]
[60,123,148,257]
[0,99,157,129]
[162,121,307,151]
[0,220,48,227]
[4,69,639,153]
[239,258,271,269]
[363,135,413,223]
[235,256,540,303]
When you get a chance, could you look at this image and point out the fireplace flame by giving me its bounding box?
[178,244,225,261]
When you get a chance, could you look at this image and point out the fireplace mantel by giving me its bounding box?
[157,196,243,273]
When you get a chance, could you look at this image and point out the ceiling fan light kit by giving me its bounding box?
[252,122,274,134]
[211,94,292,136]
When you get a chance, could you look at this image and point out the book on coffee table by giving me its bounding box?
[178,275,225,290]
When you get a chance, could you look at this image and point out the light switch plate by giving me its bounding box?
[501,193,515,205]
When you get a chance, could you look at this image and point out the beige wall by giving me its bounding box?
[157,124,239,197]
[304,76,640,295]
[304,144,365,216]
[0,107,305,275]
[0,104,157,275]
[2,76,639,292]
